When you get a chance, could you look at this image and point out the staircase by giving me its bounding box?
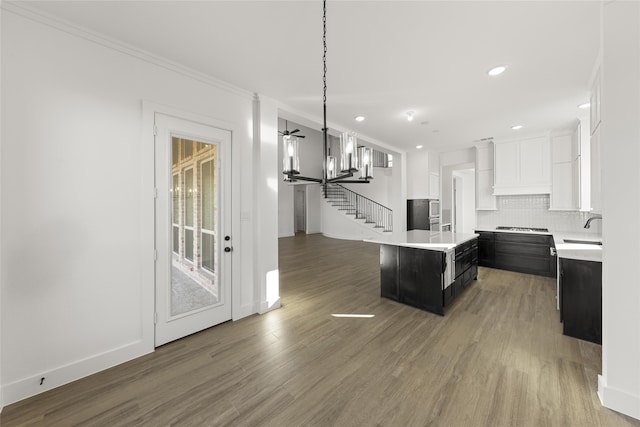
[323,184,393,232]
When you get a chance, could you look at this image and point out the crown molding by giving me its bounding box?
[1,1,254,100]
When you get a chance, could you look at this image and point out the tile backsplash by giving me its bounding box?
[476,194,602,234]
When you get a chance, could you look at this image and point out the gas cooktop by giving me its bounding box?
[496,226,549,232]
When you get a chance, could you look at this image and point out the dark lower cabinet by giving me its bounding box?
[560,258,602,344]
[475,230,556,277]
[380,239,478,316]
[380,245,399,301]
[398,246,445,315]
[477,232,495,267]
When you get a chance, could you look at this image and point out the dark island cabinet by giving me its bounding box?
[380,245,399,301]
[397,246,446,315]
[560,258,602,344]
[380,238,478,316]
[475,231,556,277]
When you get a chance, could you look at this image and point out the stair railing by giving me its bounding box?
[323,183,393,232]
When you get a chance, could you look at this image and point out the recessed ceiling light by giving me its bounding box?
[488,65,507,76]
[416,145,423,149]
[354,115,365,122]
[511,125,523,130]
[406,111,414,122]
[578,103,590,109]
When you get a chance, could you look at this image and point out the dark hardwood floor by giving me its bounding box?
[2,232,638,426]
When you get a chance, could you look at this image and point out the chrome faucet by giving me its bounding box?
[584,214,602,229]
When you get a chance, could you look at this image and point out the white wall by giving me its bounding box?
[1,8,278,405]
[598,1,640,420]
[255,97,281,314]
[407,150,430,199]
[0,0,4,410]
[440,148,475,167]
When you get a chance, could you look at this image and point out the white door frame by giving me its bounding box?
[141,101,240,351]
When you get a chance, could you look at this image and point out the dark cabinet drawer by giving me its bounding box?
[494,253,551,275]
[495,233,551,245]
[494,241,550,258]
[462,268,472,288]
[462,251,472,271]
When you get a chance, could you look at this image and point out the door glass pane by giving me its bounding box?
[185,169,194,227]
[172,174,180,254]
[170,137,218,316]
[201,159,216,273]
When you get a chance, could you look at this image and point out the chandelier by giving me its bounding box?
[282,0,373,184]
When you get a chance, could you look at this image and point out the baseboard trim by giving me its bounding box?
[234,303,257,321]
[259,298,281,314]
[322,232,380,241]
[2,339,153,406]
[598,375,640,420]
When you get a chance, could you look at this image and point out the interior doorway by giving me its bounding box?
[452,168,476,234]
[294,187,307,233]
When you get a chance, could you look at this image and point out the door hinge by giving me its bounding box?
[153,125,158,136]
[153,187,158,199]
[154,312,158,324]
[154,249,158,261]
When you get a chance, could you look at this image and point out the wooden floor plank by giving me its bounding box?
[2,233,638,426]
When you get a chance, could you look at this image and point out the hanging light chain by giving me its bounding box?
[323,0,327,106]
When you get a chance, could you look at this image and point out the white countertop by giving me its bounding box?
[475,227,602,262]
[552,232,602,262]
[474,227,552,235]
[364,230,478,251]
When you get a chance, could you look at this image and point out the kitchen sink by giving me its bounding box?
[563,239,602,246]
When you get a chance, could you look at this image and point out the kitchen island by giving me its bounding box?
[365,230,479,315]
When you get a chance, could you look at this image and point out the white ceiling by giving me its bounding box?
[22,1,601,153]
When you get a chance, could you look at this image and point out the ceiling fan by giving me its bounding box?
[279,121,306,139]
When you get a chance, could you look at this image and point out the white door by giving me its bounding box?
[155,113,232,346]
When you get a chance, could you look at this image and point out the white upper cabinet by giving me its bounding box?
[589,66,602,213]
[494,141,519,187]
[550,131,579,210]
[590,126,602,213]
[493,135,551,195]
[475,143,496,210]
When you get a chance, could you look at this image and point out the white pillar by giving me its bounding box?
[598,1,640,421]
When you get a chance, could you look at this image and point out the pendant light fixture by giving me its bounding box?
[282,0,371,185]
